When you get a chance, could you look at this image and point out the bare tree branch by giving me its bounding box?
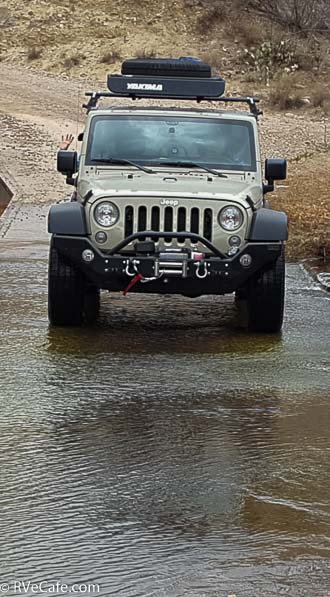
[243,0,330,31]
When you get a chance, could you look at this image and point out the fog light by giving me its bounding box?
[229,235,241,247]
[82,249,95,262]
[95,231,108,244]
[227,246,239,256]
[239,253,252,267]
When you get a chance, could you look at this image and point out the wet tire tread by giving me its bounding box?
[48,242,84,326]
[246,247,285,333]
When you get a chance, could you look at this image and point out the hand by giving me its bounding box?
[59,133,74,150]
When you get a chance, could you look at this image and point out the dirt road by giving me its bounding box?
[0,64,89,202]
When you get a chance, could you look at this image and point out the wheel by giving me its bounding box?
[48,241,85,326]
[246,247,285,333]
[235,287,247,301]
[84,286,100,323]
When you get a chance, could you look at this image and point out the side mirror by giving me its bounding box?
[264,158,287,193]
[57,150,78,176]
[77,132,84,142]
[57,150,78,186]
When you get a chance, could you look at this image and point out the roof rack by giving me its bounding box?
[83,89,262,118]
[83,61,262,117]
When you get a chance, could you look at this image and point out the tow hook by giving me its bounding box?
[195,261,208,279]
[123,259,163,295]
[125,259,140,277]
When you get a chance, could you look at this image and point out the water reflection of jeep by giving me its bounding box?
[48,58,288,332]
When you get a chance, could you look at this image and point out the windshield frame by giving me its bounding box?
[85,114,257,172]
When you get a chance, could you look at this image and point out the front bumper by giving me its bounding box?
[52,234,282,295]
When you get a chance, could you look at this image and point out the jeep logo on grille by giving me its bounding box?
[160,199,178,207]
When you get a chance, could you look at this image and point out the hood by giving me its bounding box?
[78,169,262,204]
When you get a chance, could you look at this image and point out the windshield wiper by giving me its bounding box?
[91,157,154,174]
[158,161,228,178]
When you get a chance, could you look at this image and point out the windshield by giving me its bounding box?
[86,114,257,172]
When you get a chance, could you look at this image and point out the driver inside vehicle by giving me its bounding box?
[59,133,74,150]
[225,124,251,165]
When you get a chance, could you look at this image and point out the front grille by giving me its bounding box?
[124,204,213,245]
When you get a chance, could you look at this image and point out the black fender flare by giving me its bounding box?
[248,208,288,241]
[48,202,87,235]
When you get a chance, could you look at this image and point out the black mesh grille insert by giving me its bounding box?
[125,206,133,237]
[138,206,147,231]
[177,207,186,245]
[190,207,199,234]
[164,206,173,242]
[177,207,186,231]
[164,206,173,231]
[151,206,160,231]
[137,206,147,241]
[203,208,213,241]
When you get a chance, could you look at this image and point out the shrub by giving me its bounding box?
[311,83,330,109]
[135,49,157,59]
[269,75,307,110]
[27,47,42,61]
[99,50,121,64]
[231,20,266,47]
[189,0,330,32]
[243,0,330,32]
[201,50,223,74]
[194,6,223,34]
[63,54,81,69]
[241,38,299,83]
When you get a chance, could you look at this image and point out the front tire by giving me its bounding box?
[84,286,100,323]
[48,242,85,326]
[246,247,285,333]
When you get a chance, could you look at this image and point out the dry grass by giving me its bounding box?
[270,153,330,260]
[231,20,266,47]
[201,49,223,74]
[293,44,315,72]
[135,49,157,59]
[269,91,303,111]
[63,54,81,69]
[311,83,330,109]
[269,76,307,110]
[27,47,42,61]
[269,74,330,112]
[194,6,223,35]
[99,50,122,64]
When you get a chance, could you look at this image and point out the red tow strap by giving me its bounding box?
[123,273,143,296]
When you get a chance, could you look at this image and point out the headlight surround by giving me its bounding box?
[94,201,119,227]
[218,206,244,231]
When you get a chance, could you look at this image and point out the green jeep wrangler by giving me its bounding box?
[48,58,288,332]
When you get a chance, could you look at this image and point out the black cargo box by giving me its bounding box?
[121,58,212,78]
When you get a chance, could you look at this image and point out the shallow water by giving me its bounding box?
[0,242,329,597]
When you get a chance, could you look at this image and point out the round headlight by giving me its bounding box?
[94,202,119,227]
[219,206,244,231]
